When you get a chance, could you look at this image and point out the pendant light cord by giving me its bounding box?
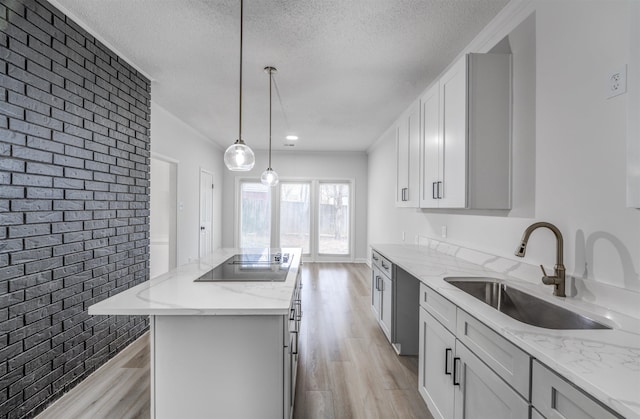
[268,70,273,169]
[238,0,243,142]
[272,77,291,134]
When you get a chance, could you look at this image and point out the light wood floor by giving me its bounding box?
[35,333,150,419]
[36,263,433,419]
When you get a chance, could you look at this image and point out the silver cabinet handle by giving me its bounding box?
[295,300,302,321]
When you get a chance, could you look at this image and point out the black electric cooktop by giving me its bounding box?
[195,252,291,282]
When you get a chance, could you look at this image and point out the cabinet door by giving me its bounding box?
[396,120,409,206]
[407,100,420,206]
[532,361,621,419]
[419,307,456,419]
[371,267,381,320]
[453,341,529,419]
[396,100,420,207]
[420,83,441,208]
[379,274,393,341]
[439,56,468,208]
[283,323,292,419]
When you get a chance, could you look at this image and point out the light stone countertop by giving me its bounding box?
[371,243,640,419]
[88,248,302,316]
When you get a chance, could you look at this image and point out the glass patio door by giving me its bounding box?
[238,179,352,261]
[279,182,311,255]
[239,181,271,249]
[318,183,350,255]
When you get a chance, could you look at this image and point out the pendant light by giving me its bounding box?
[224,0,255,171]
[261,66,279,186]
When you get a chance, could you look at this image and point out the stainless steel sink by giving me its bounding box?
[444,277,611,330]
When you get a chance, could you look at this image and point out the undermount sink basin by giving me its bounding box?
[444,277,610,330]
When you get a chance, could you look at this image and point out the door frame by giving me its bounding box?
[150,152,179,276]
[199,168,215,258]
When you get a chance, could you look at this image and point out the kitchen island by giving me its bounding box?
[89,248,303,419]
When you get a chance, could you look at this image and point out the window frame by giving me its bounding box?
[235,177,355,262]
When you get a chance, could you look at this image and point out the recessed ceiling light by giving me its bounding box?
[285,135,298,141]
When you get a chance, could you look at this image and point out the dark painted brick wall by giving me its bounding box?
[0,1,151,417]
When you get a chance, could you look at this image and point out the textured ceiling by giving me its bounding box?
[51,0,509,152]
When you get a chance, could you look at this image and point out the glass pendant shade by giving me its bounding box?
[261,167,279,186]
[224,0,255,172]
[224,140,255,171]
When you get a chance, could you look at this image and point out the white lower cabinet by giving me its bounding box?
[419,307,528,419]
[371,265,381,319]
[417,282,627,419]
[531,360,622,419]
[371,264,392,341]
[419,282,530,419]
[453,340,529,418]
[419,307,455,419]
[371,251,421,355]
[380,274,393,340]
[284,272,302,419]
[371,251,394,342]
[151,272,302,419]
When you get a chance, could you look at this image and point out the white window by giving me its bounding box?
[238,179,353,261]
[279,182,311,254]
[239,181,271,249]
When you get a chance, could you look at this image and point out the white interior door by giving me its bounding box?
[150,156,177,278]
[199,169,214,258]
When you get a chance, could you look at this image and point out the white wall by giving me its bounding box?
[149,157,176,277]
[368,0,640,293]
[150,101,224,265]
[221,150,368,261]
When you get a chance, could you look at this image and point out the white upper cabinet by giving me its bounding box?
[395,99,421,207]
[420,83,441,208]
[420,53,512,209]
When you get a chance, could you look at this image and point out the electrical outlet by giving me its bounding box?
[441,226,447,238]
[607,65,627,98]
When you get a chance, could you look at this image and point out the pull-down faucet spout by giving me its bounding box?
[514,222,566,297]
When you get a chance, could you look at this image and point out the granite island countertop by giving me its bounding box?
[371,243,640,419]
[88,248,302,316]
